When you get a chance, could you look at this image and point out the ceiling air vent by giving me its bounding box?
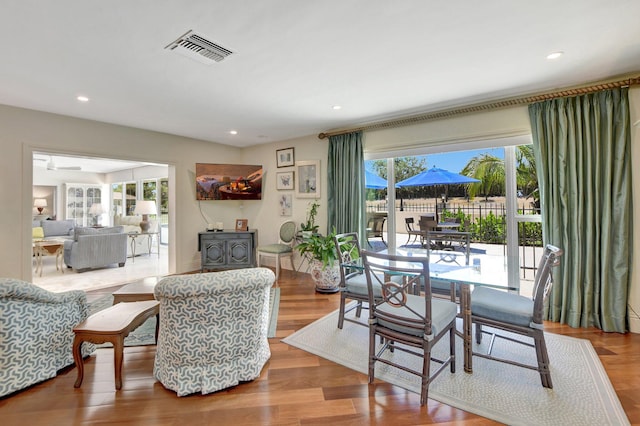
[165,30,233,65]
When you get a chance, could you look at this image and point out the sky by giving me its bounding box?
[366,147,505,175]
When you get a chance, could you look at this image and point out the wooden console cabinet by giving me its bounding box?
[198,230,257,272]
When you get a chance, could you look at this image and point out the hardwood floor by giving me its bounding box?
[2,269,639,425]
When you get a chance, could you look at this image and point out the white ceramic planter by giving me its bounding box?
[309,260,340,293]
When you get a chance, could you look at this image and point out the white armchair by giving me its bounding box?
[153,267,275,396]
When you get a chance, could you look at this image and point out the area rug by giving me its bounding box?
[89,287,280,346]
[282,308,629,425]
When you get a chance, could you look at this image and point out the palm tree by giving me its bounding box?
[461,154,505,201]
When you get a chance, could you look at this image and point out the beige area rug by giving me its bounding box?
[283,307,629,425]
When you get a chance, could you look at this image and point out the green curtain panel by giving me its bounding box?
[327,131,366,239]
[529,88,632,333]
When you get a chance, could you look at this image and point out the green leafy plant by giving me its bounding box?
[300,200,320,232]
[295,227,337,269]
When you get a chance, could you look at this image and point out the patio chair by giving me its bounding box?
[361,250,457,405]
[366,215,386,247]
[404,217,423,245]
[471,244,563,388]
[418,216,437,247]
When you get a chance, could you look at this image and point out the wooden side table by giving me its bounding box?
[72,300,160,390]
[33,240,65,277]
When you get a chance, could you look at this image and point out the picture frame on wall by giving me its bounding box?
[235,219,248,231]
[276,147,295,168]
[279,194,292,216]
[276,171,294,190]
[296,160,320,198]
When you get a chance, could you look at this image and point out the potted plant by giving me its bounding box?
[300,200,320,238]
[295,227,341,293]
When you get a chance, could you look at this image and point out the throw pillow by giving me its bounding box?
[32,227,44,239]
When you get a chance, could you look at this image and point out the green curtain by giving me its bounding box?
[528,88,632,333]
[327,131,366,239]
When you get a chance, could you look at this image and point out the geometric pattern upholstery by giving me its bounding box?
[153,267,275,396]
[0,278,94,397]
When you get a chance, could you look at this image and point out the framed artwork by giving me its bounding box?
[276,147,295,168]
[279,194,292,216]
[276,171,294,190]
[235,219,248,231]
[296,160,320,198]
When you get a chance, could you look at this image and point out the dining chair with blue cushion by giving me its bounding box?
[471,244,563,388]
[362,250,457,405]
[256,221,296,280]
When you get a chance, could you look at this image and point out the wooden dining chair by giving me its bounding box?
[361,250,457,405]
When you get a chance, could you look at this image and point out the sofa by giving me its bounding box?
[153,268,275,396]
[63,226,128,272]
[114,215,158,257]
[0,278,94,397]
[32,219,76,241]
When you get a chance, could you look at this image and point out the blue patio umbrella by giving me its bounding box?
[365,170,388,189]
[396,167,480,216]
[396,167,480,187]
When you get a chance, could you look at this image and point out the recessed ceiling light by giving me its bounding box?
[76,95,90,102]
[229,130,238,135]
[332,105,342,110]
[546,51,564,60]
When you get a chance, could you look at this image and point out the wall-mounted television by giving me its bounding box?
[196,163,263,200]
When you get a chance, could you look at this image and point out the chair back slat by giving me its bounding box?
[362,250,433,337]
[334,232,363,288]
[531,244,563,325]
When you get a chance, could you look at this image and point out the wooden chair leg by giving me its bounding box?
[337,294,346,329]
[535,334,553,388]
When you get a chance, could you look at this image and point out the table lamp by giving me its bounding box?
[34,198,47,214]
[134,200,157,232]
[89,203,105,226]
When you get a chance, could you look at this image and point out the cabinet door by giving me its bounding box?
[226,237,252,267]
[66,186,85,226]
[202,238,227,268]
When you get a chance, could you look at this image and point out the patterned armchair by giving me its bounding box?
[153,267,275,396]
[0,278,94,397]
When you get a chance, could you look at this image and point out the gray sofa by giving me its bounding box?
[63,226,128,272]
[33,219,76,240]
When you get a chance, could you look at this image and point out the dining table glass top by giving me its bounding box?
[367,247,516,292]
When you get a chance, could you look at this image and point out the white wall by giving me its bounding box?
[242,134,328,269]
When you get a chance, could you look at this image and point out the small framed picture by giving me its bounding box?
[235,219,248,231]
[276,171,295,190]
[279,194,292,216]
[296,160,320,198]
[276,147,295,168]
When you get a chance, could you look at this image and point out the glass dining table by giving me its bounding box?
[370,247,516,373]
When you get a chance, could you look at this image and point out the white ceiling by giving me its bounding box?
[3,1,640,148]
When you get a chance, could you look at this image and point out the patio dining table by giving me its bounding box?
[365,247,513,373]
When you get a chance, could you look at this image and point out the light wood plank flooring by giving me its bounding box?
[1,269,639,425]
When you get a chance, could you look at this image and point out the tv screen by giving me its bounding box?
[196,163,263,200]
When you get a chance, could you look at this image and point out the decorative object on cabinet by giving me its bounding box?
[198,230,257,272]
[276,147,295,168]
[134,200,157,232]
[235,219,248,231]
[276,171,294,190]
[296,160,320,198]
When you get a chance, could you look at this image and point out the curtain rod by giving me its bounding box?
[318,75,640,139]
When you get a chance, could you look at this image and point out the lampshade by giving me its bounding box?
[134,200,158,215]
[34,198,47,214]
[89,203,104,215]
[134,200,157,232]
